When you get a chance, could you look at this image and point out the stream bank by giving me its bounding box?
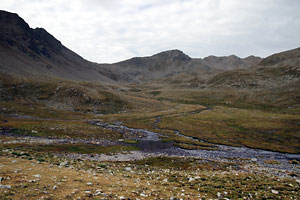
[90,120,300,173]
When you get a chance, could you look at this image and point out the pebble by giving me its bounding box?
[60,161,69,167]
[271,189,279,194]
[0,184,11,189]
[94,190,102,196]
[72,189,79,194]
[33,174,41,178]
[53,185,58,190]
[188,177,195,182]
[140,192,147,197]
[124,167,132,171]
[86,182,93,186]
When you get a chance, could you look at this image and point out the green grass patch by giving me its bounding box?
[123,139,139,144]
[148,91,161,96]
[1,144,140,155]
[175,143,216,151]
[157,106,300,153]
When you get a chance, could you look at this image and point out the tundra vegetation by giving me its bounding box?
[0,10,300,199]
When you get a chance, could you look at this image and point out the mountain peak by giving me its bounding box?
[0,10,63,58]
[152,49,191,61]
[0,10,30,33]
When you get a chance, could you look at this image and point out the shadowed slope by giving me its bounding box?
[0,10,115,82]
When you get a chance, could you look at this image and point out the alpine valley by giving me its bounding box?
[0,10,299,199]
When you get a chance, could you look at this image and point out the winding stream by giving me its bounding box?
[1,115,299,172]
[91,120,300,172]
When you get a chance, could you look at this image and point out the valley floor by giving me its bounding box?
[0,77,300,199]
[0,106,300,199]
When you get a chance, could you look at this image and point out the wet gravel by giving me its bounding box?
[90,120,300,173]
[1,118,299,173]
[0,126,118,146]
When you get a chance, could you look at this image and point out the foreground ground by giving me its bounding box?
[0,149,299,200]
[0,76,300,199]
[0,109,300,199]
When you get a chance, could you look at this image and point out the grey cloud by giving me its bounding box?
[0,0,299,63]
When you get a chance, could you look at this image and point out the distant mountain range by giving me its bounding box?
[0,10,263,83]
[0,10,299,86]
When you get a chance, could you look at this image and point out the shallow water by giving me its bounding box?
[91,120,300,172]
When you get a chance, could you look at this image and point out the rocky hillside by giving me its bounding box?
[201,55,262,70]
[0,10,115,82]
[101,51,261,83]
[100,50,193,82]
[208,47,300,89]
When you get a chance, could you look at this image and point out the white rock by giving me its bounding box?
[0,184,11,189]
[124,167,132,171]
[94,190,102,196]
[140,193,147,197]
[33,174,41,178]
[271,190,279,194]
[251,158,257,162]
[60,161,69,167]
[188,177,195,182]
[86,182,93,186]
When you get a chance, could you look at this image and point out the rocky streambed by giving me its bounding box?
[90,120,300,173]
[1,118,300,173]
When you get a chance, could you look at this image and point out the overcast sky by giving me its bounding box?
[1,0,300,63]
